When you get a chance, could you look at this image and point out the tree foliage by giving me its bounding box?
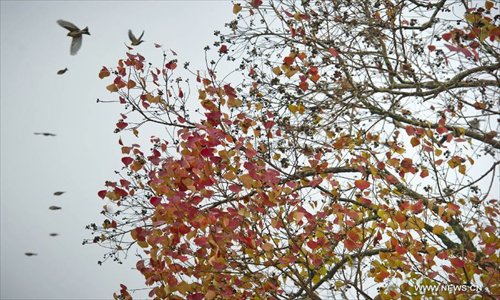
[87,1,499,299]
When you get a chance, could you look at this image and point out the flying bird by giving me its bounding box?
[128,29,145,46]
[53,191,65,196]
[49,233,59,237]
[34,132,56,137]
[25,252,38,256]
[49,205,62,210]
[57,19,90,55]
[57,68,68,75]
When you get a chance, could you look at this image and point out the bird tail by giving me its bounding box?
[82,27,90,35]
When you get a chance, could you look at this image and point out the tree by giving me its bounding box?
[87,1,499,299]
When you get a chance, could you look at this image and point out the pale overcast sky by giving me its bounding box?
[1,1,233,299]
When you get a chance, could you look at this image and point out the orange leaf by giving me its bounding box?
[205,291,217,300]
[354,179,370,190]
[127,80,136,89]
[99,67,110,79]
[344,239,358,251]
[410,136,420,147]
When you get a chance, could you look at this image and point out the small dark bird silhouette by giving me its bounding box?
[128,30,145,46]
[57,68,68,75]
[53,191,65,196]
[34,132,56,137]
[25,252,38,256]
[49,205,62,210]
[49,233,59,237]
[57,19,90,55]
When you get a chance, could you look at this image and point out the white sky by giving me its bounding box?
[0,1,234,299]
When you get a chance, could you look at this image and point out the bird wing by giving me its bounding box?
[138,30,145,40]
[128,30,137,43]
[70,36,82,55]
[57,19,79,31]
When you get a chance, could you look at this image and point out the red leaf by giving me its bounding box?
[154,43,162,48]
[187,293,204,300]
[194,237,208,247]
[177,224,190,235]
[299,81,309,91]
[116,121,128,130]
[444,44,473,58]
[150,196,161,207]
[165,60,177,70]
[97,190,107,199]
[405,125,415,136]
[354,179,370,190]
[219,44,228,54]
[307,240,319,250]
[442,32,452,41]
[120,179,131,188]
[200,148,214,158]
[386,175,399,184]
[328,47,339,57]
[121,157,133,166]
[229,184,242,193]
[250,0,263,8]
[283,56,295,66]
[344,239,358,251]
[450,258,465,268]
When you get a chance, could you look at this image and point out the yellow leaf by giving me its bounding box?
[261,243,274,252]
[240,174,254,189]
[272,66,282,75]
[288,104,298,114]
[255,102,263,110]
[465,13,481,24]
[223,171,237,181]
[233,3,242,14]
[106,84,118,92]
[198,89,206,100]
[432,225,445,235]
[285,67,298,78]
[297,104,305,114]
[176,282,191,295]
[458,164,466,175]
[377,210,390,222]
[227,97,242,108]
[485,1,494,10]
